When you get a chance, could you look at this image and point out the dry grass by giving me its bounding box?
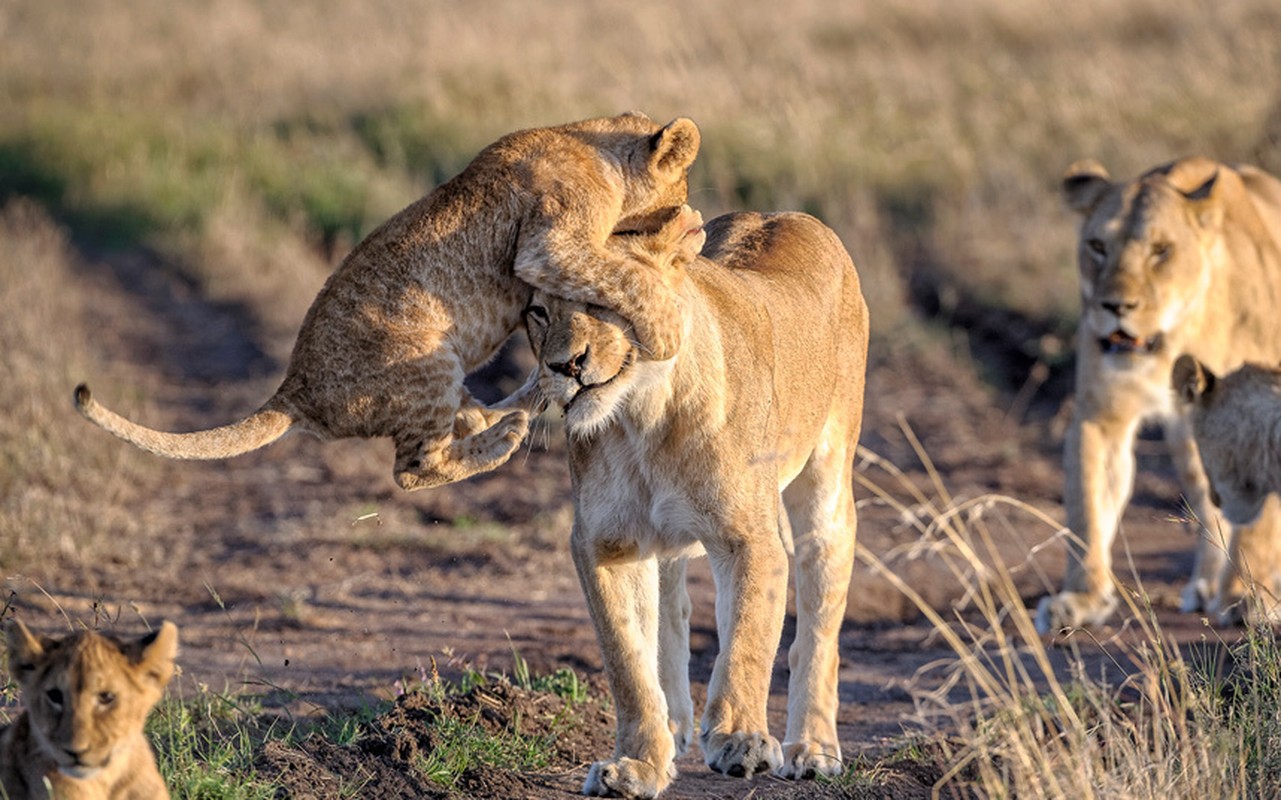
[858,425,1281,799]
[2,0,1279,339]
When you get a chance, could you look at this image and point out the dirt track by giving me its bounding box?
[7,239,1223,797]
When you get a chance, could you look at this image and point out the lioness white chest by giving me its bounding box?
[574,429,711,559]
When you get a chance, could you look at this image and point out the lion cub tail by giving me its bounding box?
[74,384,295,460]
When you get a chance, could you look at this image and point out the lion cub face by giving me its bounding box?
[525,206,705,437]
[1063,157,1226,358]
[5,620,177,779]
[1174,355,1281,526]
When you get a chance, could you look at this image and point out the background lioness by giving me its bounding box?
[75,112,700,491]
[526,209,868,797]
[1038,157,1281,631]
[1,620,178,800]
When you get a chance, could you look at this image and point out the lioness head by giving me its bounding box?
[1063,157,1227,358]
[526,205,705,437]
[5,619,178,779]
[1173,354,1281,526]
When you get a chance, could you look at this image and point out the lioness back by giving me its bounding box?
[1,620,178,800]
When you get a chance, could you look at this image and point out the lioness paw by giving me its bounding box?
[583,757,674,799]
[1034,589,1119,634]
[701,730,783,778]
[776,741,844,780]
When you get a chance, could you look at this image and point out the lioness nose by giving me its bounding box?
[548,348,589,380]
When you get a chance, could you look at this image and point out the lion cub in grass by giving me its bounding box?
[526,207,868,797]
[75,112,700,490]
[1,620,178,800]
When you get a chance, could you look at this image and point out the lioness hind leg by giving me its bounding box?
[657,558,694,755]
[777,446,857,780]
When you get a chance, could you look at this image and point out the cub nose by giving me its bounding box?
[548,347,589,380]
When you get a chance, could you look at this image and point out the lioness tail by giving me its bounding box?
[74,384,294,460]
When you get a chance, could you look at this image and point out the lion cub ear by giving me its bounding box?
[4,619,49,675]
[648,118,701,179]
[1172,354,1217,405]
[126,621,179,688]
[1062,160,1112,215]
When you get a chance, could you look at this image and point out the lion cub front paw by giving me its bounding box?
[582,757,674,799]
[701,730,783,778]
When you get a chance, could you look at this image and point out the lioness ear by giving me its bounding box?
[5,619,47,674]
[1177,167,1224,232]
[1172,354,1217,405]
[648,118,701,178]
[1062,160,1112,215]
[129,621,178,688]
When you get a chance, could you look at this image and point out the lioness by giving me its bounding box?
[1037,157,1281,632]
[1,620,179,800]
[526,209,868,797]
[75,112,700,490]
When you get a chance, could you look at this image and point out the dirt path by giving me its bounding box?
[8,241,1228,797]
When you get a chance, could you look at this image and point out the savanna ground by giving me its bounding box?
[4,2,1281,797]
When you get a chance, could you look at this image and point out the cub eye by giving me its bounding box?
[45,688,63,708]
[97,691,116,707]
[1086,238,1107,258]
[525,305,548,324]
[1150,241,1171,262]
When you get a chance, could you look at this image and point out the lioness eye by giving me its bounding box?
[1151,241,1170,261]
[526,305,548,323]
[1087,238,1107,258]
[45,688,63,708]
[97,691,116,706]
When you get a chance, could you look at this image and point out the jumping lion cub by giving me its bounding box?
[75,112,700,490]
[1,620,179,800]
[526,208,868,797]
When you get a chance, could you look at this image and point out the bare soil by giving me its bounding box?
[5,240,1228,798]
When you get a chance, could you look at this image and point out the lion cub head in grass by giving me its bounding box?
[1173,355,1281,528]
[75,112,700,492]
[1,620,178,800]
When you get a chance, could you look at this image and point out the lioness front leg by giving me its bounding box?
[1037,410,1137,632]
[574,540,677,799]
[700,532,787,778]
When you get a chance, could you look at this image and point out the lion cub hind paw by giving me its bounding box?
[1034,590,1118,635]
[582,757,674,799]
[776,741,844,780]
[702,731,783,778]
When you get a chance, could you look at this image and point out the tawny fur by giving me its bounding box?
[74,112,700,490]
[1173,356,1281,620]
[1038,157,1281,632]
[1,620,178,800]
[525,209,868,797]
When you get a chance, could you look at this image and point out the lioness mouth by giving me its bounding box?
[562,351,635,412]
[1098,330,1163,355]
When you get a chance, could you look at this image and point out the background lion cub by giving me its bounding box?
[1,620,178,800]
[75,112,700,490]
[526,208,868,797]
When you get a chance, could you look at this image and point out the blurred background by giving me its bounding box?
[1,0,1280,762]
